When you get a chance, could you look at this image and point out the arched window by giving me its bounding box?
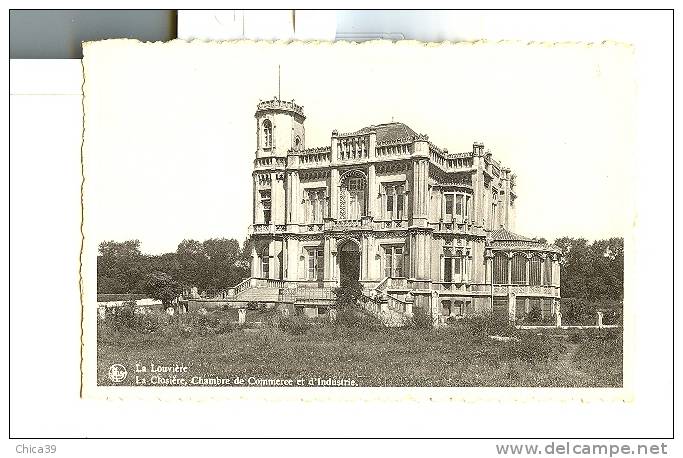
[529,255,542,286]
[511,254,527,285]
[294,136,301,151]
[493,253,508,285]
[262,120,273,148]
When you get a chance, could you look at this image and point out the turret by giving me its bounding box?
[254,98,306,158]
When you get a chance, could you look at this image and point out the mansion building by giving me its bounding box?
[235,97,561,323]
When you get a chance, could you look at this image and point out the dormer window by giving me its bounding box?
[262,120,273,148]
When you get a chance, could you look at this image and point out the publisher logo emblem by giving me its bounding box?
[108,364,128,383]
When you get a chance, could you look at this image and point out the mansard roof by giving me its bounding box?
[488,228,562,253]
[349,122,420,143]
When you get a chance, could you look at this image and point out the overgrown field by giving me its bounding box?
[97,307,622,388]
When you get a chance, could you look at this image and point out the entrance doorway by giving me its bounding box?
[339,241,360,284]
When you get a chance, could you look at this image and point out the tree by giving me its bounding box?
[201,238,243,293]
[97,240,148,293]
[176,239,208,290]
[143,271,182,309]
[553,236,624,302]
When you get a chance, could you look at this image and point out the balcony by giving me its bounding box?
[250,223,287,235]
[431,282,559,298]
[323,217,373,231]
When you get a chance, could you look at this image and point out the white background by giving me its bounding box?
[6,4,678,456]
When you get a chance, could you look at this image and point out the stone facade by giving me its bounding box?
[244,97,561,322]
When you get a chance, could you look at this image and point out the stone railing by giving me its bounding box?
[430,283,558,297]
[247,277,285,289]
[431,220,473,232]
[374,276,389,293]
[375,219,408,230]
[257,98,304,116]
[294,286,336,303]
[297,147,331,167]
[387,277,408,290]
[358,294,410,327]
[250,223,287,235]
[251,223,273,234]
[254,156,287,169]
[324,218,373,231]
[337,135,370,161]
[227,278,252,297]
[375,142,412,158]
[432,282,471,293]
[304,223,324,232]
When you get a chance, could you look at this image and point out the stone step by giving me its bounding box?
[233,287,281,303]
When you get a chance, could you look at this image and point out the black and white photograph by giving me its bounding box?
[81,38,631,393]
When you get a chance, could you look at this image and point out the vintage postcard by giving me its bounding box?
[81,39,634,401]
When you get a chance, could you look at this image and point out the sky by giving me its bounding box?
[83,39,635,255]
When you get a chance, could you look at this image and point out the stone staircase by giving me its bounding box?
[359,278,414,327]
[231,287,281,303]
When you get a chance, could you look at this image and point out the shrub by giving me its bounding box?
[506,334,556,364]
[453,314,515,338]
[335,306,381,329]
[525,308,542,324]
[334,278,363,309]
[277,315,312,335]
[409,306,433,329]
[561,298,596,325]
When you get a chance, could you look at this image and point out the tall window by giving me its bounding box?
[444,192,470,221]
[383,245,404,278]
[493,252,508,285]
[465,195,471,221]
[306,188,326,223]
[260,248,269,278]
[307,248,324,281]
[511,254,527,285]
[260,190,271,224]
[445,194,454,218]
[294,136,301,151]
[455,194,463,217]
[384,183,405,220]
[543,256,553,285]
[443,251,463,282]
[340,173,366,220]
[530,255,542,286]
[262,120,273,148]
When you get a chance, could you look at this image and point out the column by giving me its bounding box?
[553,255,560,287]
[330,133,338,165]
[291,171,300,224]
[250,244,257,277]
[507,255,512,284]
[525,254,530,285]
[485,254,492,284]
[286,238,299,281]
[330,168,339,220]
[508,292,516,323]
[368,163,376,218]
[411,158,429,226]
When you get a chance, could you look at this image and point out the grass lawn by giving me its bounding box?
[97,312,622,388]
